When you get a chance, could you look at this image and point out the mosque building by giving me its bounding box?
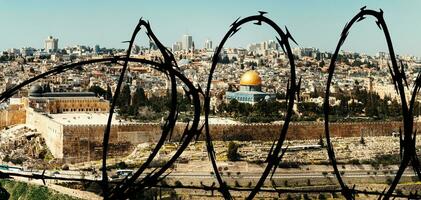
[225,70,275,104]
[21,84,159,163]
[26,84,109,114]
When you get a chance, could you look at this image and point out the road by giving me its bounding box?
[2,168,417,181]
[1,167,417,199]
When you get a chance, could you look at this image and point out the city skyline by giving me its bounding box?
[0,1,421,57]
[2,2,421,199]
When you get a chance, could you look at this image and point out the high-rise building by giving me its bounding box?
[94,45,100,54]
[45,36,59,53]
[182,34,193,50]
[172,41,182,52]
[21,47,35,57]
[267,40,278,50]
[205,39,213,50]
[172,43,179,52]
[262,41,268,50]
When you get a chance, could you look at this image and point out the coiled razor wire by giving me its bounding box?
[0,7,420,200]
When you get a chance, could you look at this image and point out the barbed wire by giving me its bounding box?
[0,7,419,200]
[324,7,421,200]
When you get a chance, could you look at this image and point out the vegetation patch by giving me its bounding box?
[0,180,80,200]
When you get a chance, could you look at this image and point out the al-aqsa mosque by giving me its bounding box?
[226,70,275,104]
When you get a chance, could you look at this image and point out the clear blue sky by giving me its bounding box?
[1,0,420,56]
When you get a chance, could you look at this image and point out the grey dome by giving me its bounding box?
[29,84,43,97]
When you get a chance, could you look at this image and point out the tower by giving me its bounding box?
[191,41,195,57]
[45,36,59,53]
[205,39,213,50]
[182,34,193,50]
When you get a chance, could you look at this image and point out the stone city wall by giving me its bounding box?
[26,108,64,158]
[170,121,415,141]
[62,123,161,163]
[47,120,418,163]
[0,104,26,128]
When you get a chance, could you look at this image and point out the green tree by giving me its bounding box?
[337,94,350,116]
[227,141,240,161]
[220,55,230,64]
[177,92,191,112]
[360,134,365,145]
[318,60,325,67]
[0,185,9,200]
[106,85,113,101]
[117,84,131,108]
[132,86,147,108]
[89,85,107,97]
[318,135,324,148]
[275,92,286,100]
[116,161,128,169]
[226,99,240,115]
[318,193,327,200]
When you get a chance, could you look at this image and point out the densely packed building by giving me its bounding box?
[1,36,421,163]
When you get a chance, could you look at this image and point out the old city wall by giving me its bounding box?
[62,123,161,163]
[26,108,64,158]
[0,105,26,129]
[56,121,418,163]
[170,121,417,141]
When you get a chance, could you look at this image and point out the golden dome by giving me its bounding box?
[240,70,262,86]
